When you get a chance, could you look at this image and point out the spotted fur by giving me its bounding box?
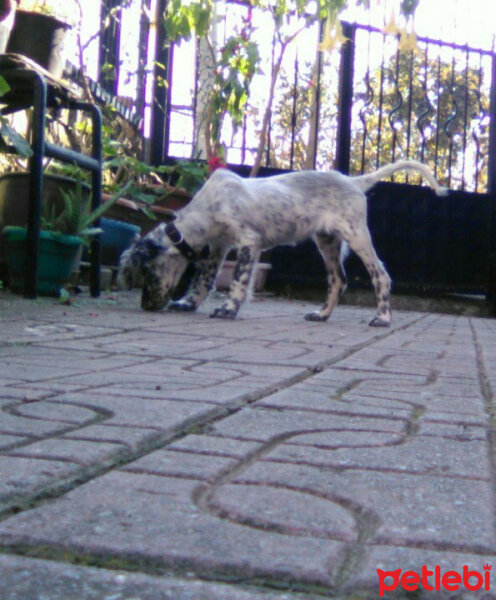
[118,160,447,325]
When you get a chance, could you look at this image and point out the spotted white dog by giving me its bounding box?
[119,160,446,326]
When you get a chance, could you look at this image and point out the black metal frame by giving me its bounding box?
[0,61,102,299]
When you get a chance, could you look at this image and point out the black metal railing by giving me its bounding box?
[87,2,496,196]
[153,10,496,194]
[341,22,496,194]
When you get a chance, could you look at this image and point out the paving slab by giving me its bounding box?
[0,554,330,600]
[0,289,496,599]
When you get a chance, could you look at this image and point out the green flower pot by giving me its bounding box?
[2,226,82,296]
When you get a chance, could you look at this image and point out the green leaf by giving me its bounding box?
[139,206,157,220]
[0,76,11,96]
[0,119,33,157]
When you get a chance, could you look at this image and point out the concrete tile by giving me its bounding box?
[0,471,345,588]
[0,554,329,600]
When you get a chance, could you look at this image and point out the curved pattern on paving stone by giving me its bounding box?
[195,427,410,546]
[193,331,493,561]
[1,306,494,595]
[0,400,113,450]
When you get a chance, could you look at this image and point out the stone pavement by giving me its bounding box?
[0,288,495,599]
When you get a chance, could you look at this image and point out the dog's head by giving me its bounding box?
[118,225,189,311]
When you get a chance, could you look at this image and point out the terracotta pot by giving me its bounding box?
[103,195,177,235]
[150,184,192,212]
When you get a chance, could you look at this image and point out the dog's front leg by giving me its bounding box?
[169,251,225,312]
[211,245,257,319]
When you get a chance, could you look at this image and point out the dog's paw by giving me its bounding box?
[210,307,237,320]
[369,315,391,327]
[168,300,196,312]
[304,311,327,322]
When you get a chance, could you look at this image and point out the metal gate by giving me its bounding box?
[268,21,496,305]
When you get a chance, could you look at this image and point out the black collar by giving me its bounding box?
[164,222,209,261]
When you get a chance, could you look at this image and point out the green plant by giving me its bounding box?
[101,123,208,202]
[41,179,131,244]
[163,158,209,195]
[164,0,260,166]
[0,76,33,158]
[102,134,170,212]
[163,1,421,176]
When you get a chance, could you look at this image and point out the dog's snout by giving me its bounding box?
[141,280,169,311]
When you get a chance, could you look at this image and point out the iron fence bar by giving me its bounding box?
[193,39,200,154]
[358,67,373,174]
[444,55,458,188]
[488,54,496,195]
[405,50,414,164]
[335,21,356,174]
[358,28,374,174]
[241,113,247,164]
[434,55,442,181]
[472,56,485,192]
[375,33,386,170]
[98,0,123,95]
[266,35,276,168]
[388,48,402,167]
[460,49,470,191]
[242,3,253,165]
[417,43,430,165]
[290,53,298,170]
[266,107,272,167]
[136,0,152,131]
[310,18,324,170]
[149,0,171,165]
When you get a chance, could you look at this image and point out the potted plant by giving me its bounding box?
[5,0,72,77]
[2,180,126,295]
[0,75,33,157]
[100,132,209,233]
[0,171,90,279]
[147,157,209,210]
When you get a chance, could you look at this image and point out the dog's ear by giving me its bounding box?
[117,237,165,290]
[133,237,165,261]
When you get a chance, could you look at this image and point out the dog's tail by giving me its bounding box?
[352,160,448,196]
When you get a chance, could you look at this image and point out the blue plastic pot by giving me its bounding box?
[92,218,140,266]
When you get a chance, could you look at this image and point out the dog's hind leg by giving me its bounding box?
[211,244,258,319]
[305,233,347,322]
[169,250,225,312]
[344,227,392,327]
